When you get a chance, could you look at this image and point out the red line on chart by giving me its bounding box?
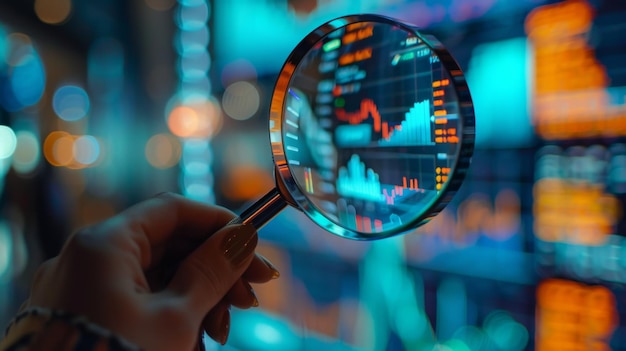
[335,99,383,132]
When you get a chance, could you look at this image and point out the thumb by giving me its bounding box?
[167,223,258,321]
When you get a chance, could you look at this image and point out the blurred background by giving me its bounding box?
[1,0,625,350]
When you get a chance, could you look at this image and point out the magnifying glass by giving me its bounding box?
[232,14,474,240]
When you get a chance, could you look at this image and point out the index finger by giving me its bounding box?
[126,192,236,240]
[108,192,237,268]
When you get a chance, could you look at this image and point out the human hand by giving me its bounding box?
[22,192,279,351]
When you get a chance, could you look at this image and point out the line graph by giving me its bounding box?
[335,99,383,130]
[335,99,433,147]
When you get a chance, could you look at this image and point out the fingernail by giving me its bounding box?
[221,224,258,267]
[245,281,260,307]
[260,255,280,279]
[219,308,230,345]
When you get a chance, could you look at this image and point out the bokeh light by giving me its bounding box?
[175,27,209,55]
[43,131,68,166]
[11,52,46,107]
[44,131,98,169]
[167,105,199,137]
[183,160,209,176]
[145,133,181,169]
[483,310,529,350]
[176,1,209,31]
[174,0,216,204]
[181,138,211,162]
[12,130,40,174]
[52,133,75,167]
[144,0,176,12]
[0,126,17,159]
[166,97,222,138]
[53,85,91,121]
[73,135,100,165]
[220,59,257,87]
[178,50,210,81]
[0,35,46,112]
[222,81,261,120]
[34,0,72,25]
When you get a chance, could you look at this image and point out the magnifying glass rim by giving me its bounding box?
[269,14,475,240]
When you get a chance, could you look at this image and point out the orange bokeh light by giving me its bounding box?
[53,134,75,166]
[167,106,199,138]
[43,131,69,166]
[167,99,223,138]
[44,131,98,169]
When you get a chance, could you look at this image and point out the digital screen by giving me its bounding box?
[279,21,463,235]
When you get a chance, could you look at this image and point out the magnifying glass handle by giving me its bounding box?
[228,188,288,229]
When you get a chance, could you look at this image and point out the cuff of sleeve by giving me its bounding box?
[1,307,141,351]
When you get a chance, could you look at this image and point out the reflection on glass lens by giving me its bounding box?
[278,20,465,237]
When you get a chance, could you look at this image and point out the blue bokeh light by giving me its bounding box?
[176,2,209,31]
[53,85,91,121]
[1,48,46,112]
[175,27,209,55]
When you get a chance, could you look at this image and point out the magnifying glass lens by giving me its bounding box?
[270,17,473,239]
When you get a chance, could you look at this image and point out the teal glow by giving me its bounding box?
[0,126,17,159]
[176,2,209,31]
[323,38,341,52]
[0,221,11,282]
[175,27,209,55]
[53,85,91,121]
[253,323,282,345]
[466,37,532,147]
[452,326,487,351]
[228,310,300,349]
[436,278,467,341]
[178,50,210,80]
[183,161,209,176]
[442,339,471,351]
[483,310,529,350]
[214,1,355,76]
[178,0,206,7]
[183,182,212,202]
[8,52,46,110]
[0,25,7,70]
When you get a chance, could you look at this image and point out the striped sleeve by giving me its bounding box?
[0,308,140,351]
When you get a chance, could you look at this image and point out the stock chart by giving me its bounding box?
[281,21,462,234]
